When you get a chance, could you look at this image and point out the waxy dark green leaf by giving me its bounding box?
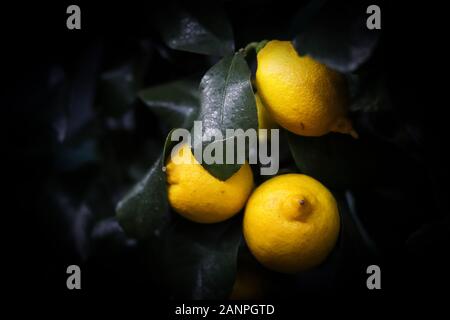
[116,156,169,240]
[161,215,242,299]
[139,79,200,129]
[287,132,377,189]
[195,53,258,180]
[116,128,183,240]
[156,3,234,56]
[287,129,417,189]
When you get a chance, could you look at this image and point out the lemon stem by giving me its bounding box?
[240,40,269,57]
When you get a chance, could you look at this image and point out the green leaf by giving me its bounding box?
[287,132,377,189]
[292,0,380,73]
[139,79,200,129]
[116,127,182,240]
[161,215,242,299]
[156,3,234,56]
[116,156,169,240]
[195,52,258,180]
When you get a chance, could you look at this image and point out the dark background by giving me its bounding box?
[5,0,450,308]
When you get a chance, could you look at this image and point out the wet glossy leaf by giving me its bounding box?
[156,2,234,56]
[116,156,169,240]
[139,79,200,129]
[196,53,257,180]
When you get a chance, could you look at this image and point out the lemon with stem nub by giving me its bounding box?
[166,144,254,223]
[243,174,340,273]
[256,40,357,138]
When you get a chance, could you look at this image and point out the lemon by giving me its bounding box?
[166,144,253,223]
[255,93,277,131]
[255,93,278,145]
[243,174,340,273]
[256,40,357,138]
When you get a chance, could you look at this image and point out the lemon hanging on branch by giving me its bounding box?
[243,174,340,273]
[256,40,357,138]
[166,144,254,223]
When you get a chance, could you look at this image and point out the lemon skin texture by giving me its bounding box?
[166,144,254,223]
[256,40,357,137]
[255,93,278,131]
[243,174,340,273]
[255,93,278,144]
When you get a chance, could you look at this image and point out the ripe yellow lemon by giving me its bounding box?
[243,174,340,273]
[256,40,357,138]
[255,93,278,144]
[255,93,278,131]
[166,144,253,223]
